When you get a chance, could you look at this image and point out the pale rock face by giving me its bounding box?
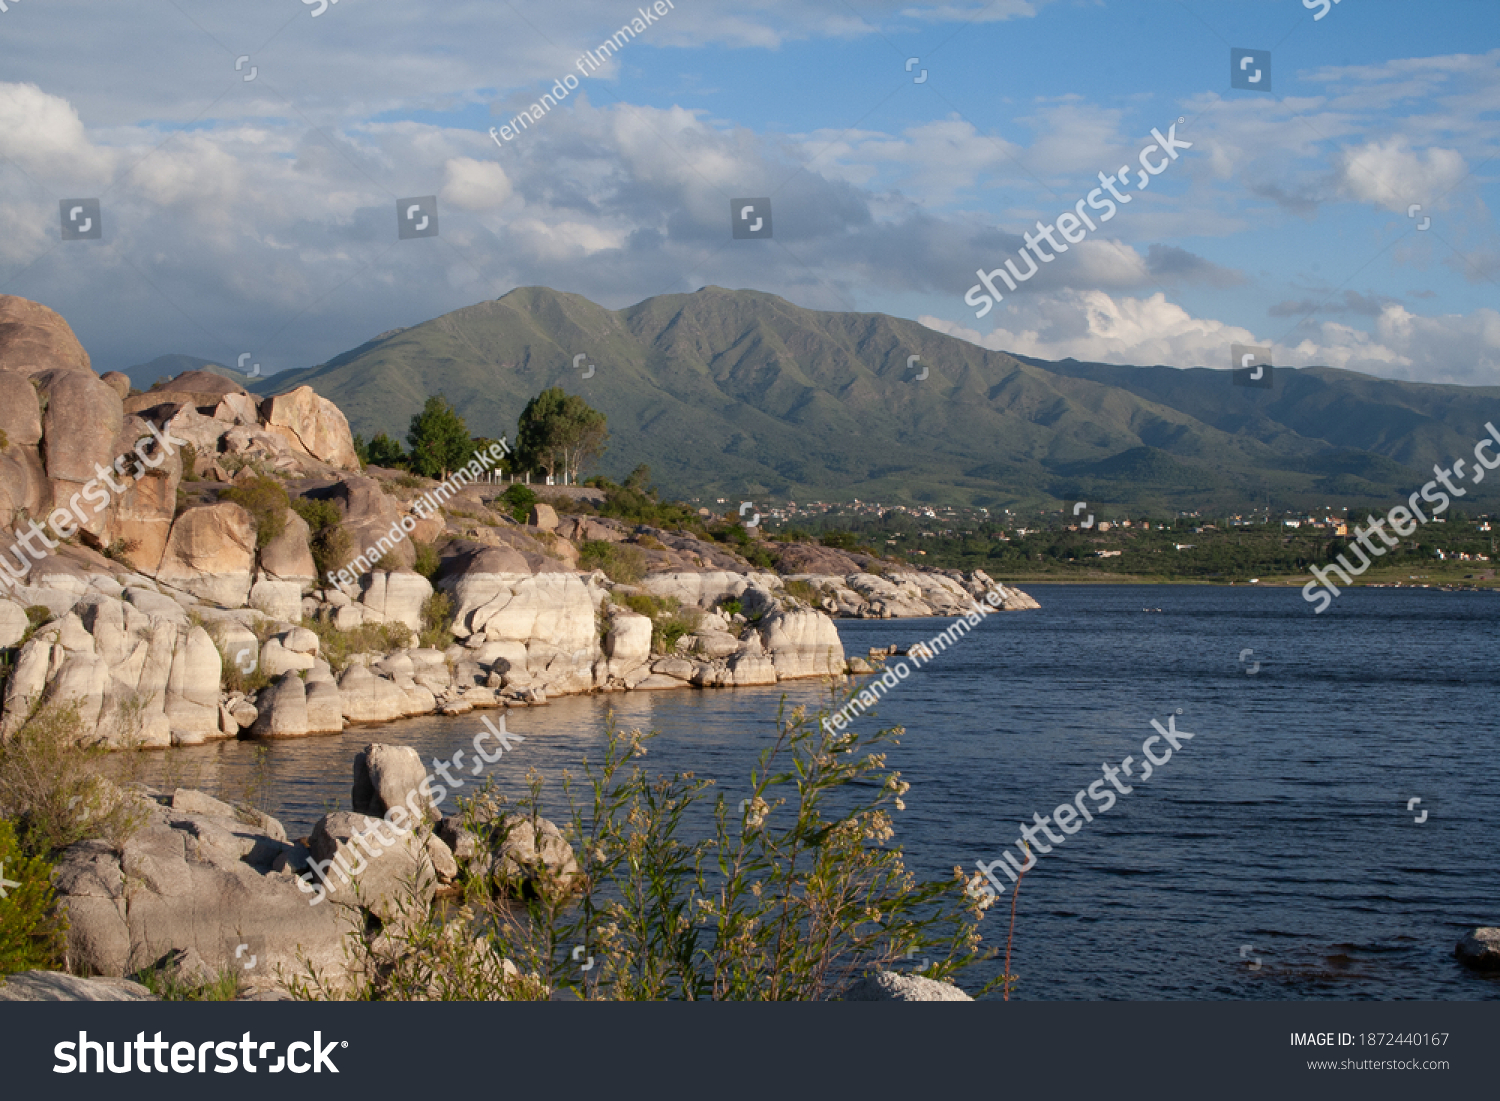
[604,612,652,675]
[0,295,92,376]
[352,743,435,821]
[37,370,125,539]
[260,385,361,470]
[249,578,304,622]
[52,793,354,992]
[0,446,49,531]
[758,609,845,678]
[0,371,43,448]
[456,572,596,670]
[328,476,416,572]
[164,626,226,744]
[528,503,559,531]
[260,637,316,678]
[727,652,778,686]
[249,674,311,739]
[358,570,432,632]
[338,663,412,725]
[303,675,345,736]
[0,600,27,647]
[307,811,436,924]
[641,570,753,608]
[105,430,181,574]
[259,509,317,587]
[154,503,257,607]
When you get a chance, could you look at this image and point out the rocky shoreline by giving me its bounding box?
[0,294,1037,752]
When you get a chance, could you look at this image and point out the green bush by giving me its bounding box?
[0,702,145,859]
[578,541,646,584]
[290,706,1004,1001]
[0,819,66,976]
[419,591,455,651]
[299,617,411,673]
[412,540,441,580]
[501,484,538,523]
[292,498,353,581]
[782,579,821,606]
[179,443,199,482]
[219,476,290,549]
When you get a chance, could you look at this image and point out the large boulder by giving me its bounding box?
[357,570,431,632]
[841,971,973,1001]
[153,502,257,606]
[316,476,415,572]
[260,385,360,470]
[338,663,411,725]
[759,608,845,678]
[0,295,91,376]
[1456,927,1500,971]
[52,789,352,992]
[259,509,317,587]
[603,611,652,674]
[248,674,310,739]
[306,811,436,923]
[352,743,436,822]
[36,370,125,539]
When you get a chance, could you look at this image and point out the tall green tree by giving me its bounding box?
[515,387,608,483]
[407,396,472,479]
[366,432,408,469]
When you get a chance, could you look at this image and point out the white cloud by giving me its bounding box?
[922,290,1500,385]
[1335,136,1468,213]
[441,157,513,211]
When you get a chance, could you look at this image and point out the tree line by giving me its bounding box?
[354,387,607,483]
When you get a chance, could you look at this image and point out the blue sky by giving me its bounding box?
[0,0,1496,384]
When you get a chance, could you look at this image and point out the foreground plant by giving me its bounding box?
[299,696,1007,1000]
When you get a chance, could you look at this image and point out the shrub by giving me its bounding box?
[179,442,198,481]
[717,598,743,618]
[299,617,411,673]
[0,702,145,858]
[501,484,538,523]
[134,962,239,1001]
[419,591,455,651]
[292,706,1004,1001]
[742,544,774,570]
[219,475,290,549]
[390,473,426,490]
[293,498,352,581]
[653,607,700,654]
[578,541,645,584]
[0,819,66,976]
[782,579,821,606]
[102,538,140,565]
[614,592,698,653]
[412,540,441,580]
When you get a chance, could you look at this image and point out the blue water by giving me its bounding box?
[144,584,1500,1000]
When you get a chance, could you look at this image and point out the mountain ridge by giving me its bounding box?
[226,286,1500,512]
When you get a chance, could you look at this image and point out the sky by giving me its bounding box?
[0,0,1497,385]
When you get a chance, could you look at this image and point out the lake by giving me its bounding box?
[128,584,1500,1000]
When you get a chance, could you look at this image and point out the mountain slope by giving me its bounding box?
[250,287,1500,512]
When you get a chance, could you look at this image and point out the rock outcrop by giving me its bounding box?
[1455,927,1500,971]
[52,785,353,993]
[841,971,973,1001]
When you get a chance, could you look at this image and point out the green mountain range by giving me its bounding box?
[235,286,1500,514]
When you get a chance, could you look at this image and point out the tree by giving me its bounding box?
[407,396,472,479]
[366,432,408,470]
[515,387,608,483]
